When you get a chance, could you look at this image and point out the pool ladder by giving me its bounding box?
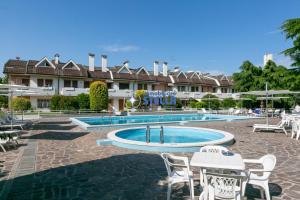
[146,125,164,144]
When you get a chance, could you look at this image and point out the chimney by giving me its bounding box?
[123,60,129,68]
[101,55,108,72]
[163,62,168,77]
[174,66,180,72]
[54,53,60,65]
[88,53,95,71]
[153,61,159,76]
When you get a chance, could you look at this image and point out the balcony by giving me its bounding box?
[175,92,235,100]
[108,89,133,98]
[61,87,89,96]
[176,92,191,99]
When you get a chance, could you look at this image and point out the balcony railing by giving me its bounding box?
[60,87,89,96]
[108,89,133,98]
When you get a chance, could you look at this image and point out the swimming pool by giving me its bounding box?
[104,126,234,152]
[71,113,255,130]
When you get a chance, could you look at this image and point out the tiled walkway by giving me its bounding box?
[0,118,299,200]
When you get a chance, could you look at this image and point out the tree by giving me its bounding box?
[281,18,300,68]
[259,60,290,90]
[76,93,90,109]
[12,97,31,111]
[89,81,108,111]
[201,94,220,110]
[134,90,147,108]
[232,61,262,92]
[0,75,8,84]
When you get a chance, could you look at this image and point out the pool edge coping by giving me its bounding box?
[107,126,235,148]
[70,114,262,129]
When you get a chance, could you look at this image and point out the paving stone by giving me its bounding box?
[1,118,299,199]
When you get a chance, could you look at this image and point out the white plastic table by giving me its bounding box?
[190,152,245,170]
[190,152,245,200]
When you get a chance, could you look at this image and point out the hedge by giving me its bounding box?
[89,81,108,111]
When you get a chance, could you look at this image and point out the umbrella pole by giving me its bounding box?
[272,94,274,118]
[266,83,269,125]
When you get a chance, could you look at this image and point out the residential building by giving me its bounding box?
[3,54,234,110]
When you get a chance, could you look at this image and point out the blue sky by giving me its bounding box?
[0,0,299,75]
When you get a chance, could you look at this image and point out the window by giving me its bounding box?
[138,84,147,90]
[37,79,44,87]
[39,60,51,67]
[37,99,50,108]
[202,87,204,92]
[45,79,53,87]
[177,86,186,92]
[107,83,113,89]
[191,86,199,92]
[22,79,30,86]
[152,85,155,91]
[119,83,129,90]
[72,80,78,88]
[84,81,90,88]
[64,80,71,87]
[213,88,216,93]
[222,88,228,93]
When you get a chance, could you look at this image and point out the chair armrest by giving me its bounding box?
[171,163,188,168]
[169,155,189,165]
[243,159,262,164]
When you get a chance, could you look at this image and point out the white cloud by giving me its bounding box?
[100,44,139,53]
[274,54,293,67]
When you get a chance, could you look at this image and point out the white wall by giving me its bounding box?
[30,96,38,109]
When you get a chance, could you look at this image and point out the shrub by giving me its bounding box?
[0,96,8,108]
[188,98,198,108]
[195,101,206,108]
[222,98,236,108]
[12,97,31,111]
[50,95,61,110]
[176,99,182,109]
[201,94,220,110]
[50,95,78,110]
[90,81,108,111]
[76,93,90,109]
[125,100,132,109]
[61,96,79,110]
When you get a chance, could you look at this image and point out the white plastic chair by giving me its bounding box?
[161,153,194,200]
[199,146,230,186]
[242,154,276,200]
[228,108,235,115]
[0,136,9,152]
[234,109,241,115]
[200,169,244,200]
[291,119,300,140]
[202,108,207,113]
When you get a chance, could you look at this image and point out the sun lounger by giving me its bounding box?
[253,120,287,135]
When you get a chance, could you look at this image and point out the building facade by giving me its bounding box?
[3,54,234,111]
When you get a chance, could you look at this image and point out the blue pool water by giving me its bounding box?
[74,114,252,127]
[116,127,224,143]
